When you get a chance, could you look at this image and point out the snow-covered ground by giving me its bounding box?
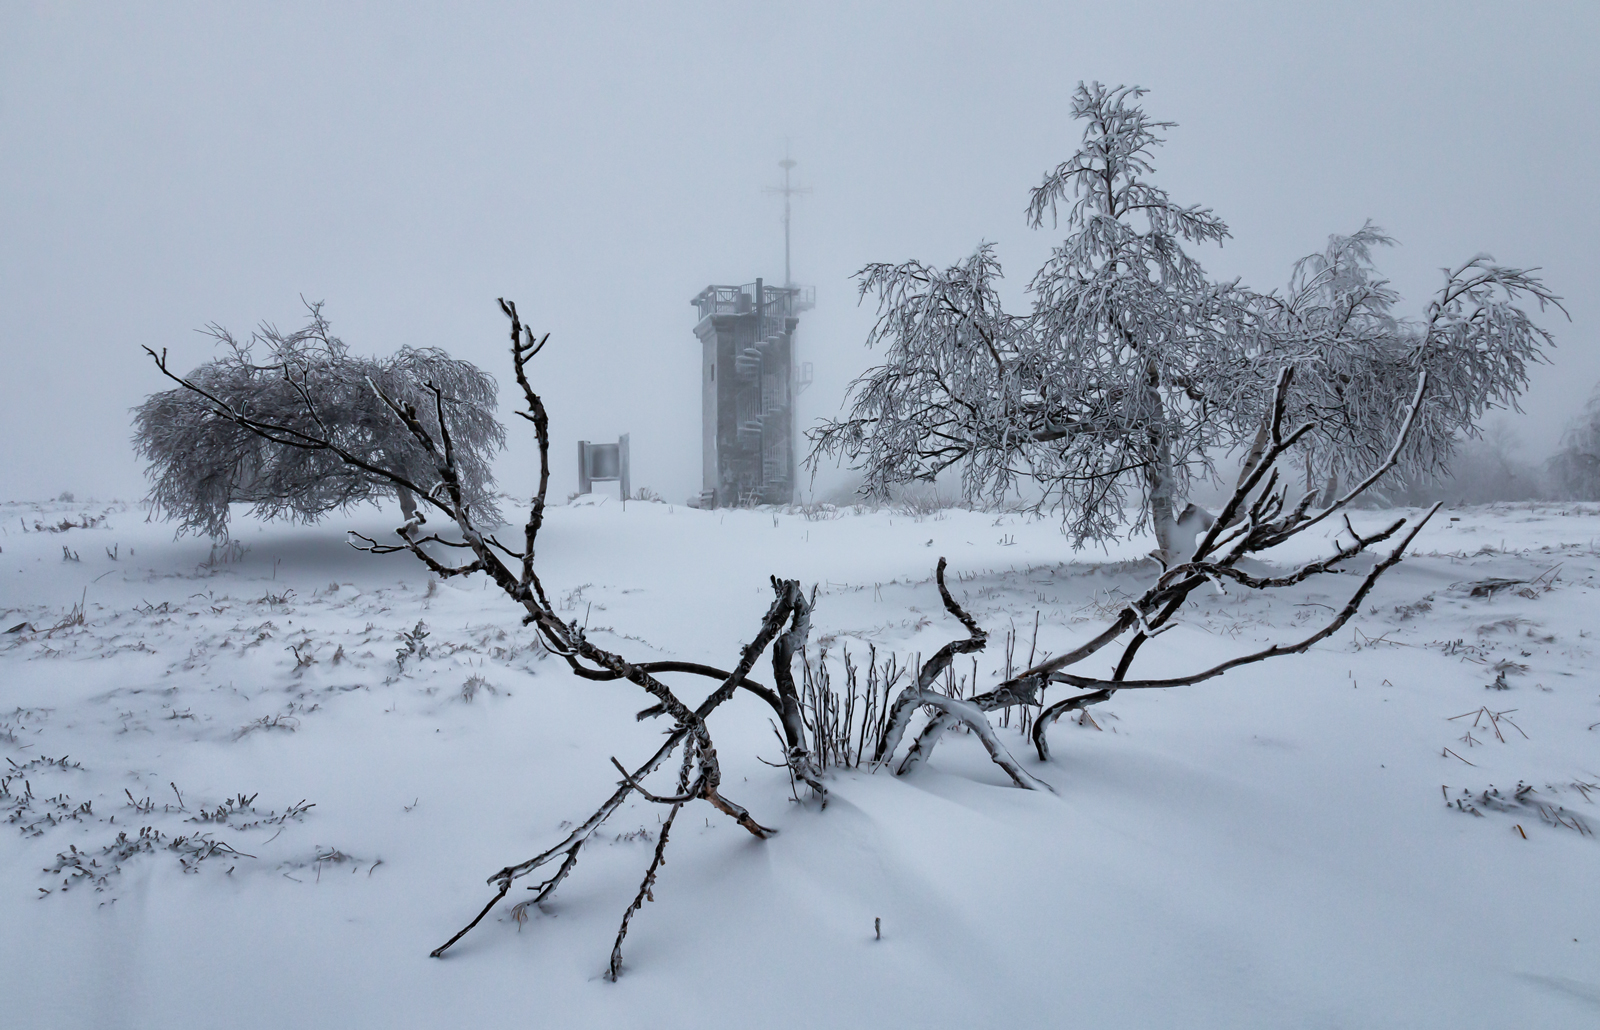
[2,495,1598,1028]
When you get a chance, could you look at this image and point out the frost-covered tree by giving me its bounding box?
[1254,224,1562,502]
[1022,82,1267,559]
[1550,387,1600,500]
[811,84,1561,559]
[133,302,504,537]
[811,84,1263,558]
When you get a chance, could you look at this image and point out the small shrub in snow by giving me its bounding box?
[234,713,301,739]
[395,620,430,672]
[1446,781,1594,837]
[459,674,495,702]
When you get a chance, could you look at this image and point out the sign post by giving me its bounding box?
[577,434,630,500]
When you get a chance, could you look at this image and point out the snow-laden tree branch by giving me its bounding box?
[1256,224,1567,501]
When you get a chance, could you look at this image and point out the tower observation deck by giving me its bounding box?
[691,279,814,507]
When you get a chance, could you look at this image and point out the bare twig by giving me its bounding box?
[607,802,680,981]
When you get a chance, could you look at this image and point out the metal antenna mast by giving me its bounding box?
[763,145,810,287]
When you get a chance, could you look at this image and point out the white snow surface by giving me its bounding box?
[3,496,1599,1028]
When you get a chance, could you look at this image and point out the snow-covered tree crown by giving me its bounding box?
[813,82,1256,552]
[1259,224,1563,497]
[133,302,505,538]
[1026,82,1230,257]
[1551,386,1600,500]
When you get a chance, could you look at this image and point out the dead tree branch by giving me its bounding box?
[607,802,680,982]
[868,367,1441,777]
[146,299,815,972]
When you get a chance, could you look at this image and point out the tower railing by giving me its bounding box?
[691,283,814,323]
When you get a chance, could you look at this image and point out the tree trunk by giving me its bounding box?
[1235,421,1271,492]
[1142,362,1180,563]
[1147,435,1179,563]
[1317,470,1339,508]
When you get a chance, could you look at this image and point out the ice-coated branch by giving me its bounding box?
[873,559,989,763]
[607,802,680,982]
[500,297,552,595]
[1052,505,1437,696]
[866,363,1445,776]
[427,879,511,960]
[865,559,1052,790]
[770,582,828,801]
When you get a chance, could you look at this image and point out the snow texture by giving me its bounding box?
[3,494,1599,1028]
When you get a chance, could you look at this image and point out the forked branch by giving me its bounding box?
[870,364,1440,778]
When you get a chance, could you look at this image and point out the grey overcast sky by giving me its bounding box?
[2,1,1595,507]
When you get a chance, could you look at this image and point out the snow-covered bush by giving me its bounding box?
[133,302,504,538]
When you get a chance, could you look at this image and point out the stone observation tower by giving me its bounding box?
[690,154,814,509]
[690,279,813,508]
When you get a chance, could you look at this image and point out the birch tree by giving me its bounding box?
[1024,82,1258,558]
[812,85,1561,558]
[811,83,1259,560]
